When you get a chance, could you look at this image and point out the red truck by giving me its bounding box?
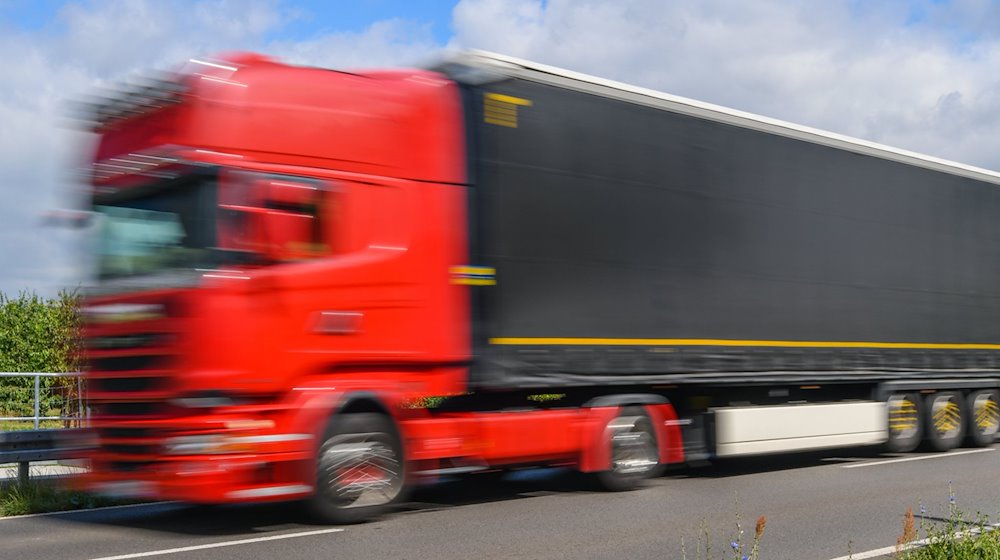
[80,51,1000,523]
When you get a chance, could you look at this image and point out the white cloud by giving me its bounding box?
[450,0,1000,170]
[0,0,443,297]
[55,0,287,74]
[7,0,1000,297]
[0,0,301,297]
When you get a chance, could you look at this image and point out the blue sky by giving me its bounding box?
[3,0,457,42]
[1,0,1000,296]
[268,0,456,43]
[2,0,63,29]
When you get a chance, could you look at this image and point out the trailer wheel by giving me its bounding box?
[308,413,406,524]
[594,406,660,492]
[886,393,922,453]
[966,390,1000,447]
[924,392,965,452]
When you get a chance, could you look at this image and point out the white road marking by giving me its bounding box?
[826,522,1000,560]
[86,528,345,560]
[841,447,994,469]
[0,502,180,522]
[826,542,907,560]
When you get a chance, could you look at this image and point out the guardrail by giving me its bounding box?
[0,372,87,429]
[0,429,89,485]
[0,372,89,485]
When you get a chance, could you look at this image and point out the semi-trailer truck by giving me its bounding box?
[79,51,1000,523]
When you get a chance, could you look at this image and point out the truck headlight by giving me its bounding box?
[163,434,258,455]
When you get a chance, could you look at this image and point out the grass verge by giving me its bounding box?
[0,420,78,431]
[897,516,1000,559]
[895,486,1000,559]
[0,478,130,517]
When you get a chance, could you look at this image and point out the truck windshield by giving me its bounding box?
[94,174,218,280]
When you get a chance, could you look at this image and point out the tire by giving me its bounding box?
[307,413,407,524]
[924,391,965,452]
[594,406,661,492]
[966,390,1000,447]
[886,393,922,453]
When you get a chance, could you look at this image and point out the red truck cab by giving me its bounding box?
[80,54,670,523]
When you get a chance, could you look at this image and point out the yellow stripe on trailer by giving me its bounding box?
[488,337,1000,350]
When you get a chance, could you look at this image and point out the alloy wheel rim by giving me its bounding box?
[973,393,1000,436]
[931,397,962,439]
[319,434,402,508]
[608,415,658,475]
[888,395,919,440]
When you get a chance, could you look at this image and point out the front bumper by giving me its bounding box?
[83,433,315,503]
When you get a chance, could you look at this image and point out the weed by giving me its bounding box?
[684,508,766,559]
[0,477,126,517]
[895,487,1000,559]
[896,506,917,552]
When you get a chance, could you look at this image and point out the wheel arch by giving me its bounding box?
[579,393,684,473]
[582,393,669,409]
[336,391,395,418]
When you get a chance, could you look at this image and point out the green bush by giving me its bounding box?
[0,291,83,422]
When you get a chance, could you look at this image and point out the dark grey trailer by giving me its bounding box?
[437,52,1000,395]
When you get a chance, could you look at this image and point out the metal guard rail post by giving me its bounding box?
[0,372,88,485]
[0,372,86,429]
[0,429,89,485]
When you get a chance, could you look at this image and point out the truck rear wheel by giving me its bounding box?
[886,393,922,453]
[924,391,965,452]
[594,406,660,492]
[308,413,406,524]
[966,390,999,447]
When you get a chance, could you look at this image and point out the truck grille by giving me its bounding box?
[101,427,154,439]
[107,461,155,473]
[96,402,166,417]
[104,443,157,456]
[84,294,184,473]
[97,425,163,472]
[90,375,166,394]
[91,354,168,373]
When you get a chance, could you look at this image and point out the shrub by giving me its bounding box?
[0,291,83,424]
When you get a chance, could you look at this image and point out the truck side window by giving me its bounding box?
[217,170,334,262]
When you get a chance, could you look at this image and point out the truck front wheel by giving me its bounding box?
[308,413,406,524]
[594,406,661,492]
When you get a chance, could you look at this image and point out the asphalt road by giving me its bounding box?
[3,444,999,560]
